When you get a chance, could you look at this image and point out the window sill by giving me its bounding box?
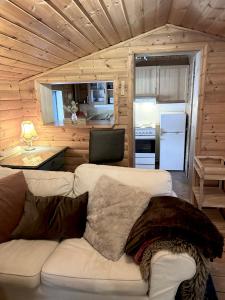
[46,120,115,129]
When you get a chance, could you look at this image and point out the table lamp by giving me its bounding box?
[21,121,38,151]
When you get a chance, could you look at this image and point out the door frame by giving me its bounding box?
[127,43,208,178]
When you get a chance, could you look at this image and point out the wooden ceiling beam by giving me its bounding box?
[46,0,110,48]
[0,16,78,61]
[0,33,68,65]
[11,0,99,54]
[3,0,84,58]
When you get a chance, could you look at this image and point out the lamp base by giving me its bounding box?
[24,146,35,151]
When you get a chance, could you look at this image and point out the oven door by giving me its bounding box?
[135,136,155,154]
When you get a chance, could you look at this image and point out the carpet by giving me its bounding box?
[176,274,218,300]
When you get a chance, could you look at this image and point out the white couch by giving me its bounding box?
[0,164,196,300]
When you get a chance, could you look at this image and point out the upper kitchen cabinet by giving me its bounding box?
[158,66,189,102]
[135,66,157,96]
[89,82,114,104]
[135,65,189,102]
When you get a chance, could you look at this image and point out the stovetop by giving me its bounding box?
[135,127,156,136]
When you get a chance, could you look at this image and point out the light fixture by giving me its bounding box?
[21,121,38,151]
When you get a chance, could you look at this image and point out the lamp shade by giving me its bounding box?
[21,121,38,140]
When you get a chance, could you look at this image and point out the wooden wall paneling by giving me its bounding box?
[0,100,22,111]
[0,81,22,150]
[194,45,208,155]
[0,64,38,77]
[0,57,46,73]
[16,25,225,173]
[0,71,26,80]
[27,69,128,170]
[0,45,56,69]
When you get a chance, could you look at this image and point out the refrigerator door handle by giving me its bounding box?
[161,131,183,135]
[160,129,166,135]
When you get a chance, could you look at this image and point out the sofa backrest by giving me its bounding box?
[0,167,75,197]
[74,164,173,196]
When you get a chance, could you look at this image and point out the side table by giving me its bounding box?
[192,156,225,209]
[0,146,67,171]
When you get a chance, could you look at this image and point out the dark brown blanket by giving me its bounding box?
[125,196,224,259]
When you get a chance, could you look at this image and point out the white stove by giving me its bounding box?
[135,127,156,169]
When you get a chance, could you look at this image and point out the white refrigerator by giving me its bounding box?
[159,113,186,170]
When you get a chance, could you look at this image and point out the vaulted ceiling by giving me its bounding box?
[0,0,225,81]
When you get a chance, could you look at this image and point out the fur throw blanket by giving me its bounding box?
[125,196,224,259]
[140,239,209,300]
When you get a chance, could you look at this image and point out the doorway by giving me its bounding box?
[132,51,202,186]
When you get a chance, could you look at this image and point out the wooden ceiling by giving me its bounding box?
[1,0,225,81]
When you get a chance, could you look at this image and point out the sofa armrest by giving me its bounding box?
[171,191,177,197]
[149,250,196,300]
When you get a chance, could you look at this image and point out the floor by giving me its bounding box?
[170,171,191,201]
[170,171,225,300]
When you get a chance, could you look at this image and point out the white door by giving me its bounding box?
[160,132,185,170]
[160,113,186,133]
[135,66,157,96]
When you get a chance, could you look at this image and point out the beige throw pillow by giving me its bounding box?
[84,175,151,261]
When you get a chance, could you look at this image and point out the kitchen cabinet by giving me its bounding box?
[135,65,189,102]
[158,65,189,102]
[88,82,114,104]
[135,66,157,96]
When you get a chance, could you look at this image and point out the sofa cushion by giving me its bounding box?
[0,239,58,288]
[11,191,88,240]
[42,238,148,296]
[0,172,28,243]
[84,175,150,261]
[74,164,172,196]
[0,167,75,197]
